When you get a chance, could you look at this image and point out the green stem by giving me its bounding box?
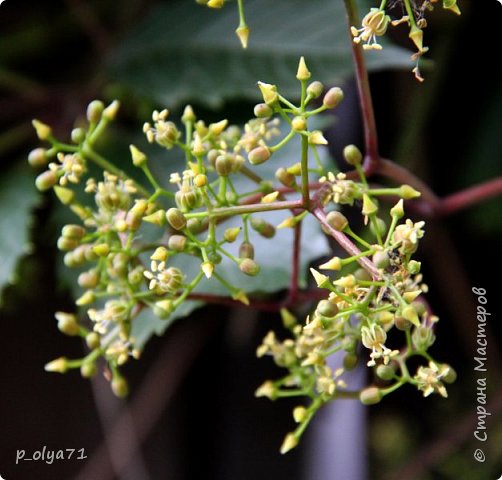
[300,136,310,208]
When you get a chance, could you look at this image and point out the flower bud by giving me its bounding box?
[412,325,436,351]
[215,154,233,176]
[307,130,328,145]
[80,362,97,378]
[407,260,421,274]
[143,209,166,226]
[343,144,363,166]
[45,357,69,373]
[76,290,96,306]
[370,217,387,237]
[323,87,344,108]
[71,127,86,144]
[154,299,174,319]
[32,119,52,140]
[86,332,101,350]
[168,234,187,252]
[275,167,296,187]
[441,364,457,383]
[239,258,260,276]
[280,433,299,455]
[28,148,49,168]
[390,199,404,218]
[326,211,348,231]
[354,267,372,281]
[250,217,276,238]
[306,80,324,98]
[223,227,240,243]
[402,304,420,327]
[319,256,342,270]
[291,116,307,132]
[254,103,273,118]
[399,184,421,199]
[207,0,224,7]
[181,105,196,123]
[296,56,311,81]
[102,100,120,121]
[248,146,271,165]
[310,268,330,288]
[239,241,255,259]
[54,186,75,205]
[62,224,86,240]
[280,308,297,329]
[86,100,105,123]
[359,386,382,405]
[126,199,148,230]
[443,0,460,14]
[235,25,250,49]
[372,250,390,269]
[257,82,278,105]
[129,144,147,168]
[343,352,359,370]
[78,269,99,289]
[111,375,129,398]
[57,236,79,251]
[92,243,110,257]
[362,194,378,216]
[166,208,187,230]
[409,25,424,52]
[293,406,308,423]
[55,312,80,336]
[35,170,58,191]
[316,299,339,318]
[395,315,412,331]
[376,364,395,380]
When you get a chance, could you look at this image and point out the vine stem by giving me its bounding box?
[343,0,380,169]
[312,207,381,280]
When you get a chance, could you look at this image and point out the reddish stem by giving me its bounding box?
[437,176,502,216]
[285,221,302,305]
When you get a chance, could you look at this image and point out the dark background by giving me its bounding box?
[0,1,501,479]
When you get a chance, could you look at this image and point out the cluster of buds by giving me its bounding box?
[256,143,454,453]
[351,0,461,81]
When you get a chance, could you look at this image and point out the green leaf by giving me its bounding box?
[109,0,412,108]
[0,162,39,300]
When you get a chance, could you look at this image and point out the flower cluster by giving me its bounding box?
[351,0,461,81]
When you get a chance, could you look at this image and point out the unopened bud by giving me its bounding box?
[92,243,110,257]
[280,433,298,454]
[86,332,101,350]
[166,208,187,230]
[376,364,395,380]
[32,119,52,140]
[28,148,49,168]
[223,227,240,243]
[239,241,255,259]
[102,100,120,121]
[257,82,278,105]
[275,167,296,187]
[248,146,271,165]
[55,312,80,336]
[254,103,273,118]
[86,100,105,123]
[239,258,260,276]
[362,194,378,216]
[323,87,344,108]
[291,116,307,132]
[181,105,196,123]
[359,386,382,405]
[129,144,147,167]
[111,375,129,397]
[296,56,311,81]
[80,362,97,378]
[235,25,249,48]
[54,186,75,205]
[399,184,421,199]
[250,216,276,238]
[390,199,404,218]
[343,352,359,370]
[35,170,58,191]
[308,130,328,145]
[45,357,69,373]
[343,144,363,166]
[326,211,348,231]
[71,128,86,144]
[306,80,324,98]
[293,406,308,423]
[168,235,187,252]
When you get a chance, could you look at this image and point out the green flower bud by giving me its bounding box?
[76,290,95,306]
[187,217,208,234]
[239,241,255,259]
[168,234,187,252]
[71,127,86,144]
[326,211,348,231]
[254,103,273,118]
[376,364,395,380]
[354,267,372,281]
[80,362,97,378]
[390,199,404,218]
[239,258,260,276]
[111,375,129,398]
[223,227,240,243]
[62,224,86,240]
[86,100,105,123]
[126,199,148,230]
[370,217,387,237]
[143,209,166,226]
[362,194,378,216]
[316,299,339,318]
[35,170,58,191]
[92,243,110,257]
[409,25,424,52]
[57,236,79,251]
[293,406,308,423]
[443,0,460,14]
[102,100,120,121]
[181,105,196,123]
[154,299,174,319]
[128,266,144,285]
[323,87,344,109]
[307,130,328,145]
[407,260,421,275]
[129,144,147,168]
[442,364,457,383]
[248,146,271,165]
[343,145,363,167]
[44,357,69,373]
[86,332,101,350]
[257,81,278,106]
[399,184,421,199]
[402,304,420,327]
[166,208,187,230]
[54,186,75,205]
[28,148,49,168]
[235,24,249,48]
[359,386,382,405]
[306,80,324,99]
[342,337,357,353]
[280,308,297,329]
[343,352,359,370]
[250,216,276,238]
[55,312,80,336]
[291,116,307,132]
[215,154,233,176]
[395,315,412,331]
[280,433,298,455]
[372,250,390,269]
[296,56,311,81]
[32,119,52,140]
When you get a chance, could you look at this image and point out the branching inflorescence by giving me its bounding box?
[27,0,473,453]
